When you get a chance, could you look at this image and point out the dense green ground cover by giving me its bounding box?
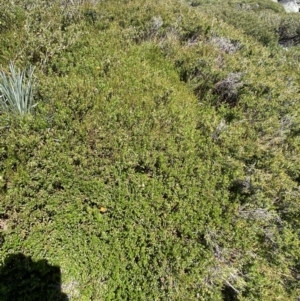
[1,0,300,300]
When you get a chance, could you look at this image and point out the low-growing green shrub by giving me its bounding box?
[0,1,25,33]
[1,0,300,300]
[278,16,300,46]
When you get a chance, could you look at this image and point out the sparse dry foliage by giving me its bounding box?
[213,72,243,107]
[211,36,241,54]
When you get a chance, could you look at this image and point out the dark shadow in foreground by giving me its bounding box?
[222,284,238,301]
[0,253,68,301]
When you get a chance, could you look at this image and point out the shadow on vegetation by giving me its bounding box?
[222,285,238,301]
[0,253,68,301]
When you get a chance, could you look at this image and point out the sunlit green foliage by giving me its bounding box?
[1,0,300,300]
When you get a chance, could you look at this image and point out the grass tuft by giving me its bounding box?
[0,63,36,115]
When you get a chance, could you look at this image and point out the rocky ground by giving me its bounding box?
[275,0,300,12]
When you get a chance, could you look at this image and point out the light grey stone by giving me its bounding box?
[278,0,299,12]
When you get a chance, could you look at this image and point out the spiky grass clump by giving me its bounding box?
[0,63,36,115]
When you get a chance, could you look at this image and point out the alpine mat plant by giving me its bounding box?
[0,63,36,115]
